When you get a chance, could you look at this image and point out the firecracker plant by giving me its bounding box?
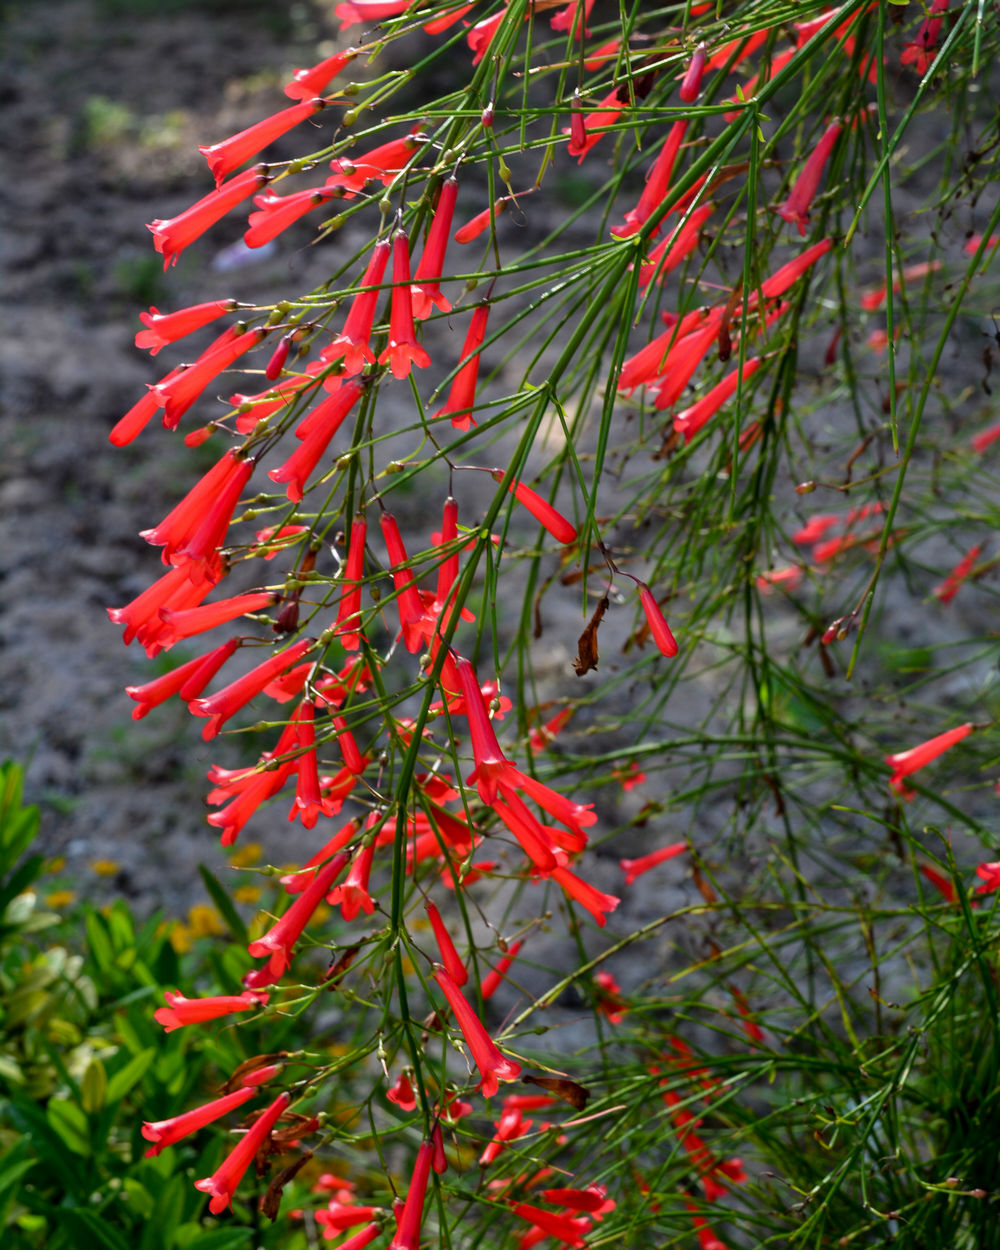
[100,1,1000,1246]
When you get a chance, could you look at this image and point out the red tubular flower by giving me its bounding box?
[501,766,596,838]
[972,421,1000,454]
[860,260,942,311]
[412,176,458,319]
[433,966,522,1097]
[706,27,768,72]
[885,722,973,797]
[142,448,254,569]
[331,714,365,775]
[142,1087,256,1157]
[426,900,467,985]
[723,47,795,119]
[329,841,375,921]
[901,0,949,72]
[154,326,266,430]
[918,863,957,903]
[975,862,1000,895]
[777,120,843,236]
[551,0,594,36]
[594,971,628,1023]
[541,1186,613,1215]
[200,100,325,187]
[321,1224,380,1250]
[494,793,561,872]
[636,203,714,287]
[481,940,523,1000]
[378,229,431,379]
[430,494,474,635]
[208,762,300,849]
[231,376,313,431]
[454,196,509,243]
[148,165,270,269]
[268,379,364,502]
[333,516,368,651]
[248,853,349,977]
[108,564,218,658]
[480,1105,531,1166]
[154,988,268,1032]
[110,369,184,445]
[618,306,717,392]
[282,819,360,894]
[510,1203,589,1248]
[389,1140,433,1250]
[189,636,315,739]
[651,315,726,411]
[195,1090,290,1214]
[431,1122,447,1173]
[328,133,423,195]
[424,2,473,33]
[687,1201,730,1250]
[434,302,490,428]
[387,1069,418,1111]
[317,1202,380,1234]
[679,43,707,102]
[380,512,427,653]
[492,471,578,544]
[454,654,512,803]
[135,299,237,355]
[264,335,291,382]
[550,866,619,927]
[758,237,834,299]
[933,545,982,603]
[284,47,357,99]
[245,185,341,249]
[287,702,337,829]
[468,9,506,64]
[528,707,573,754]
[325,237,391,374]
[335,0,413,28]
[158,591,275,650]
[673,358,763,442]
[620,841,686,885]
[126,637,240,720]
[637,582,678,657]
[729,985,765,1045]
[566,87,625,162]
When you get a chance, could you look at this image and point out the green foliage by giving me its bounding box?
[0,763,313,1250]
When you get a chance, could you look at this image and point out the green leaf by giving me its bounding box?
[51,1207,133,1250]
[0,761,40,864]
[106,1046,156,1104]
[181,1229,254,1250]
[121,1178,155,1220]
[0,1141,37,1205]
[85,909,116,974]
[0,855,45,917]
[81,1057,108,1113]
[198,864,248,945]
[45,1098,91,1156]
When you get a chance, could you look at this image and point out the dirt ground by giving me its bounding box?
[0,0,371,911]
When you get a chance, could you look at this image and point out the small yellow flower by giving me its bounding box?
[89,859,121,877]
[187,904,225,937]
[230,842,263,868]
[46,890,77,908]
[46,856,67,874]
[234,884,262,905]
